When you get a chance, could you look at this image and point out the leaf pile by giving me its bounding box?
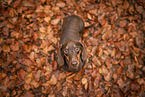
[0,0,145,96]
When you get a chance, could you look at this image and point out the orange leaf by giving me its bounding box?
[3,45,10,53]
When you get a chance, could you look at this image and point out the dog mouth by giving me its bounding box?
[68,59,82,72]
[63,54,82,72]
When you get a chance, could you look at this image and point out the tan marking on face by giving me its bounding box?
[64,54,69,62]
[73,44,76,48]
[66,46,68,49]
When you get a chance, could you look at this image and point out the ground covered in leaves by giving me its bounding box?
[0,0,145,96]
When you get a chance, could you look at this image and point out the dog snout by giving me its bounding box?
[71,61,78,66]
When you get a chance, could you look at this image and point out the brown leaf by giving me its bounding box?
[99,65,108,75]
[44,16,51,22]
[17,69,26,80]
[22,0,35,7]
[89,9,97,15]
[99,19,107,26]
[92,56,101,66]
[24,83,30,90]
[52,6,60,13]
[35,70,41,81]
[137,78,144,85]
[135,4,144,14]
[30,79,40,88]
[113,73,118,82]
[39,26,46,33]
[29,52,35,61]
[111,0,117,7]
[123,1,129,9]
[58,72,66,80]
[131,83,140,91]
[51,18,60,25]
[10,41,19,51]
[21,92,34,97]
[12,0,21,7]
[119,20,127,27]
[56,2,65,8]
[6,23,15,28]
[87,13,92,20]
[3,45,10,53]
[82,78,88,85]
[74,71,82,80]
[48,94,55,97]
[22,44,31,52]
[11,31,19,38]
[98,47,103,57]
[23,59,32,66]
[84,82,88,91]
[104,72,111,81]
[117,79,125,89]
[49,75,57,85]
[25,77,32,84]
[2,27,9,36]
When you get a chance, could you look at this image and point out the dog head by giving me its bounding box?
[57,40,87,72]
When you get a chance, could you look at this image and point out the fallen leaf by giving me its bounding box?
[104,72,111,81]
[92,56,101,66]
[17,69,26,80]
[123,1,129,9]
[10,41,19,51]
[39,26,46,33]
[117,79,125,89]
[58,72,66,80]
[30,79,40,88]
[51,18,60,25]
[131,83,140,91]
[35,70,41,81]
[11,31,19,38]
[99,65,108,75]
[74,71,82,80]
[21,92,34,97]
[3,45,10,52]
[82,78,88,85]
[49,75,57,85]
[44,16,51,22]
[56,2,65,8]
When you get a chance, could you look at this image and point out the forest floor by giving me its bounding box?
[0,0,145,96]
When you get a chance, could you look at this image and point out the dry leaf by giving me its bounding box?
[22,92,34,97]
[17,69,26,80]
[74,71,82,81]
[99,65,108,75]
[82,78,88,85]
[39,26,46,33]
[11,31,19,38]
[10,41,19,51]
[44,16,51,22]
[49,75,57,85]
[117,79,125,89]
[92,56,101,66]
[56,2,65,8]
[51,18,60,25]
[58,72,66,80]
[35,70,41,81]
[104,72,111,81]
[30,79,40,88]
[3,45,10,52]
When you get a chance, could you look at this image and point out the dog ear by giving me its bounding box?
[57,44,64,67]
[79,41,88,62]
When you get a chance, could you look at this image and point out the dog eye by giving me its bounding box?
[75,47,79,51]
[64,48,68,53]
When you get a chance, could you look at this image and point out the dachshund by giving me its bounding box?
[57,15,88,72]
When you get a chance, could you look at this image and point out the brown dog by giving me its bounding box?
[57,15,87,72]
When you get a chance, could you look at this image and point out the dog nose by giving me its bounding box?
[71,61,78,66]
